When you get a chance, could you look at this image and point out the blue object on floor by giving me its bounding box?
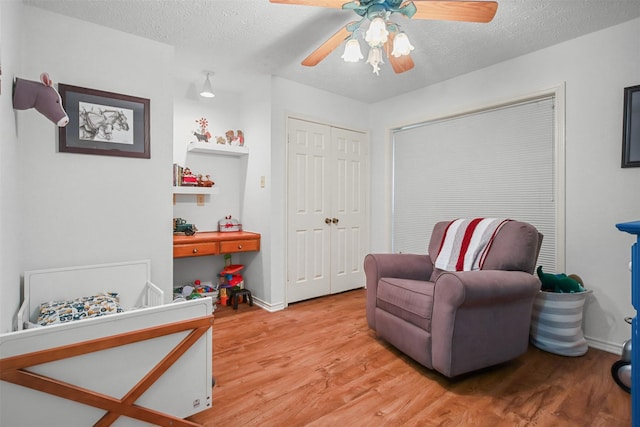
[616,220,640,427]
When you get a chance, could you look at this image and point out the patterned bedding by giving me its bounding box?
[35,293,124,327]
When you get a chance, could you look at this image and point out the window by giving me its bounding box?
[392,93,562,272]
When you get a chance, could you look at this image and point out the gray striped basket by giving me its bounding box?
[529,289,592,356]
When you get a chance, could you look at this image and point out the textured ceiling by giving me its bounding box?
[24,0,640,103]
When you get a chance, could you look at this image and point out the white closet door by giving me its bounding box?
[287,118,369,303]
[287,119,332,302]
[330,127,369,294]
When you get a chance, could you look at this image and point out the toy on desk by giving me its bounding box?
[173,218,197,236]
[218,215,242,232]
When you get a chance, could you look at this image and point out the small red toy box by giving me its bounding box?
[218,215,242,232]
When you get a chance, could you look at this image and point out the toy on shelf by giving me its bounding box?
[192,117,212,143]
[181,167,198,186]
[223,129,245,147]
[197,174,214,187]
[173,164,215,188]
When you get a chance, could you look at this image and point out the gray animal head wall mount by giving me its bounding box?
[13,72,69,127]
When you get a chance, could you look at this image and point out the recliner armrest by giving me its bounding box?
[433,270,541,307]
[364,253,433,329]
[431,270,541,377]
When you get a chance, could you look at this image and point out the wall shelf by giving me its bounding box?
[172,186,219,195]
[187,142,248,156]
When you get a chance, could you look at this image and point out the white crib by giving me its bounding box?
[0,260,213,427]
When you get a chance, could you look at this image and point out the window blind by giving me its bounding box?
[392,96,556,272]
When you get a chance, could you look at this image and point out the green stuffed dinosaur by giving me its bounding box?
[536,266,586,293]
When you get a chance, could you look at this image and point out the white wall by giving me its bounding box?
[0,0,23,332]
[369,17,640,352]
[13,7,175,318]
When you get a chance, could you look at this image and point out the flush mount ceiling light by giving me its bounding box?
[199,71,215,98]
[269,0,498,75]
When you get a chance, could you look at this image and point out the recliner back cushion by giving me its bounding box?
[428,220,540,276]
[481,220,540,273]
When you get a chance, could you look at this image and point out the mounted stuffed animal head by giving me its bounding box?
[13,72,69,127]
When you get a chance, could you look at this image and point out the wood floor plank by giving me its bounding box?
[188,289,631,426]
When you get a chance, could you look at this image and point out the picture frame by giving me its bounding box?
[622,84,640,168]
[58,84,150,159]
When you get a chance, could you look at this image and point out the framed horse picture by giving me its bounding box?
[58,84,150,158]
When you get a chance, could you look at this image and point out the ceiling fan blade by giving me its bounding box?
[302,23,355,66]
[384,32,415,74]
[389,53,415,73]
[408,1,498,23]
[269,0,350,8]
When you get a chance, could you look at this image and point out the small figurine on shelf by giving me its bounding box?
[181,167,198,186]
[216,136,226,145]
[192,117,212,143]
[237,130,244,146]
[225,130,235,145]
[197,174,215,187]
[193,131,209,142]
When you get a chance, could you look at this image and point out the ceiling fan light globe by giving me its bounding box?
[392,32,415,57]
[342,38,364,62]
[365,17,389,47]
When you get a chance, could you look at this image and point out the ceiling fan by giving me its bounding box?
[269,0,498,75]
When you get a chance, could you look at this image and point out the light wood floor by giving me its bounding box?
[188,289,630,427]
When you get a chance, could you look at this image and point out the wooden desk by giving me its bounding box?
[173,231,261,258]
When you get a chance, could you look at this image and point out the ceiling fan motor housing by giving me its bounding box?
[346,0,417,19]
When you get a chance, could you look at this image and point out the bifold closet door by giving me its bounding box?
[287,118,368,303]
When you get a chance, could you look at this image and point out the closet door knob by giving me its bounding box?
[325,218,332,224]
[332,218,339,224]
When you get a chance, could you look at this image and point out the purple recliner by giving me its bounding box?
[364,220,542,378]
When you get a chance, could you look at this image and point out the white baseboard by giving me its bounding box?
[252,296,285,312]
[586,336,624,355]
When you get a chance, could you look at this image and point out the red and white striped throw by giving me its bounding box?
[434,218,511,271]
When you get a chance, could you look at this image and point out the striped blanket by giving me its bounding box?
[434,218,511,271]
